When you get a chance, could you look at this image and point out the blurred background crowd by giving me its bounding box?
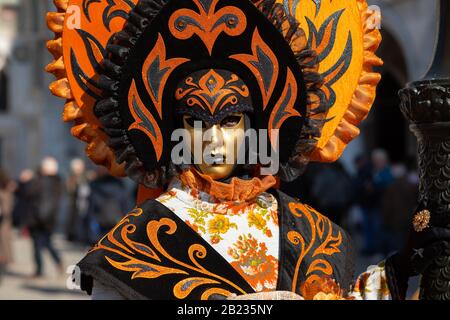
[0,149,418,297]
[0,0,446,299]
[0,156,135,298]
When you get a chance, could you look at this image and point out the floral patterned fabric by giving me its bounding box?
[349,261,391,300]
[157,177,280,292]
[156,175,392,299]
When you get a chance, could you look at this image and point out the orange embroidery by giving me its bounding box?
[173,277,221,299]
[231,28,279,110]
[128,80,164,161]
[175,69,249,115]
[91,208,248,299]
[142,33,189,118]
[168,0,247,54]
[287,202,343,292]
[268,68,301,150]
[300,276,352,300]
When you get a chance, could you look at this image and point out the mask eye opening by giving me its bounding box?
[183,115,209,128]
[220,114,243,128]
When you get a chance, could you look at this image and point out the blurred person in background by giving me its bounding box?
[406,156,420,187]
[381,164,418,255]
[65,158,90,243]
[0,168,15,281]
[367,149,394,255]
[25,157,64,278]
[86,166,130,245]
[11,169,35,230]
[352,154,372,250]
[372,149,394,191]
[310,161,354,225]
[354,149,394,256]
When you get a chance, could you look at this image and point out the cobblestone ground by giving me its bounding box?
[0,230,88,300]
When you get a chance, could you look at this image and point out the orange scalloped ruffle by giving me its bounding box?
[179,167,277,202]
[45,0,125,176]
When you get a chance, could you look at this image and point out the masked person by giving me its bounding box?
[46,0,448,300]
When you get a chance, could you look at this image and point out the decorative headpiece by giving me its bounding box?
[46,0,382,186]
[174,69,253,125]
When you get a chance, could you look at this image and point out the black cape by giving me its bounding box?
[77,190,354,299]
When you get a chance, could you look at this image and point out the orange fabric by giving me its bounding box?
[179,168,277,202]
[299,0,383,162]
[137,185,164,205]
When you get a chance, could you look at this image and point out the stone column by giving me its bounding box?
[399,0,450,300]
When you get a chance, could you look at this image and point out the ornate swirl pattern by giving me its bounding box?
[168,0,247,54]
[175,69,250,117]
[231,28,279,110]
[91,207,249,299]
[142,34,190,119]
[287,202,343,291]
[128,80,164,161]
[268,68,301,150]
[283,0,383,163]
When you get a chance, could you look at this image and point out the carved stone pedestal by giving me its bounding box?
[398,0,450,300]
[400,80,450,299]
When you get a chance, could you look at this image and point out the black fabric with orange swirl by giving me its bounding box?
[77,199,255,300]
[273,190,355,294]
[77,190,354,299]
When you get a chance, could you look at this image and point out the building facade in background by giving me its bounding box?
[0,0,84,178]
[0,0,19,174]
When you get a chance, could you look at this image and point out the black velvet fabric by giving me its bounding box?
[77,199,255,300]
[272,190,355,294]
[77,190,355,299]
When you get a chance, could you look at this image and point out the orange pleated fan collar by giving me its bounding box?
[179,167,277,202]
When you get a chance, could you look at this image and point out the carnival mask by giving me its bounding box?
[48,0,382,188]
[182,112,245,180]
[176,69,251,180]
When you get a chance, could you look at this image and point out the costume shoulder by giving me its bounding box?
[76,199,254,300]
[273,190,355,293]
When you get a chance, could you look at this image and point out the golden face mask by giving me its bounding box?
[183,113,246,180]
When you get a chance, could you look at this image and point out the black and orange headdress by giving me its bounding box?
[46,0,382,187]
[174,69,253,125]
